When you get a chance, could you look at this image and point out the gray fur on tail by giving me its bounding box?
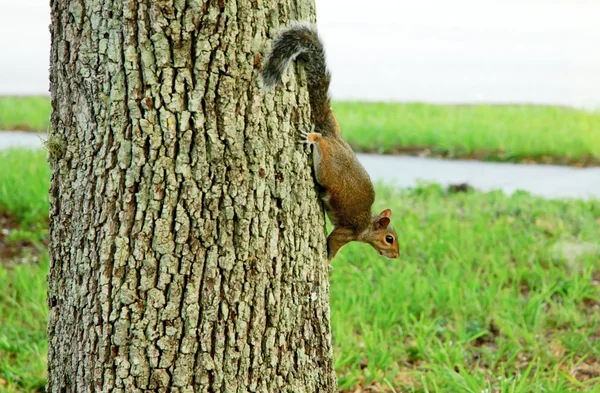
[260,21,332,129]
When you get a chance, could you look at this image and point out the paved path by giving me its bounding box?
[0,131,46,150]
[361,154,600,200]
[1,131,598,200]
[2,0,600,108]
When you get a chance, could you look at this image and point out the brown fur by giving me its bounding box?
[303,110,399,261]
[261,22,400,261]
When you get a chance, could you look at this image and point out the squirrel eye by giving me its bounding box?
[385,235,394,244]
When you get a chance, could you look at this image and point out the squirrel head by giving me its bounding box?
[363,209,399,259]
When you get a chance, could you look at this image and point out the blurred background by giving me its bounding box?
[0,1,599,392]
[2,0,600,107]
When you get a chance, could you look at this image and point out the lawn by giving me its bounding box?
[2,97,600,166]
[0,97,50,133]
[0,149,49,393]
[1,96,600,165]
[333,102,600,166]
[1,149,599,392]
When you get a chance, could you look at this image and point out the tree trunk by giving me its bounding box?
[47,1,336,392]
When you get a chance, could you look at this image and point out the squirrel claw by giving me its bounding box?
[298,131,312,145]
[298,125,316,144]
[298,129,322,145]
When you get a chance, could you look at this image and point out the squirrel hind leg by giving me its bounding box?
[298,130,323,145]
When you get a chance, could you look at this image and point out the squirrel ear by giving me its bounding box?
[378,217,390,228]
[380,209,392,218]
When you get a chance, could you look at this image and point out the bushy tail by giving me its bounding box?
[261,21,332,130]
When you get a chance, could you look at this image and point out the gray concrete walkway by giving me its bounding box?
[361,154,600,200]
[0,131,46,150]
[2,131,598,200]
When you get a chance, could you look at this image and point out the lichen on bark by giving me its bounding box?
[47,0,337,392]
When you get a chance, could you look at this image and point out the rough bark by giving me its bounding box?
[47,0,336,392]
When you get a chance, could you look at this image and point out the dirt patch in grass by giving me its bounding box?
[574,360,600,382]
[0,211,46,268]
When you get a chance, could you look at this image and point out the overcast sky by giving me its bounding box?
[1,0,599,108]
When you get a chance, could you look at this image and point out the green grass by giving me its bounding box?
[332,184,600,392]
[333,102,600,165]
[0,149,49,225]
[1,149,599,392]
[0,97,50,132]
[2,97,600,165]
[0,260,48,393]
[0,149,49,392]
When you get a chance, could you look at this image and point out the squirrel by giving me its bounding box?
[260,21,399,261]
